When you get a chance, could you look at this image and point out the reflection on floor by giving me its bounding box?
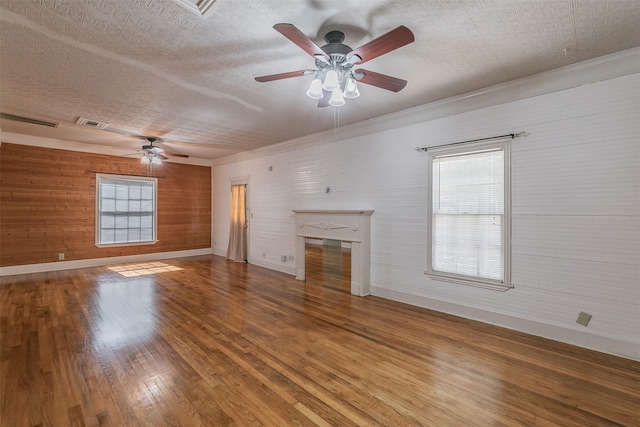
[305,243,351,292]
[108,261,183,277]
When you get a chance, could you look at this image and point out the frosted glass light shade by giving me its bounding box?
[329,88,345,107]
[343,77,360,99]
[306,78,323,99]
[322,69,340,91]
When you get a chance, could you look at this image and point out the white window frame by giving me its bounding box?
[426,140,511,291]
[95,174,158,247]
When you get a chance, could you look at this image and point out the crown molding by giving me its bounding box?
[0,133,213,167]
[213,46,640,166]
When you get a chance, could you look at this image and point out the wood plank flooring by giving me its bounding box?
[1,246,639,426]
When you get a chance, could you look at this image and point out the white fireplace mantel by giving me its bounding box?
[292,209,374,296]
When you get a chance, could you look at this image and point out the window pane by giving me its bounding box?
[101,184,116,198]
[101,199,115,212]
[432,214,502,280]
[141,215,153,227]
[115,185,128,199]
[115,229,128,243]
[101,214,115,228]
[129,200,141,212]
[141,186,153,199]
[141,228,153,241]
[129,186,141,199]
[128,229,141,241]
[129,216,141,228]
[115,216,128,228]
[100,230,114,244]
[115,200,128,212]
[141,200,153,211]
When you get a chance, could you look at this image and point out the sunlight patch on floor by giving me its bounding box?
[108,262,183,277]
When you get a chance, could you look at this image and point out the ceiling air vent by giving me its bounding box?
[169,0,216,16]
[0,112,59,128]
[75,117,109,130]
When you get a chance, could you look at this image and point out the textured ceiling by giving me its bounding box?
[1,0,639,161]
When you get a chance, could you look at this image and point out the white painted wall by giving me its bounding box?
[212,50,640,360]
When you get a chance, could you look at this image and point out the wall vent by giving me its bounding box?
[75,117,109,130]
[0,112,59,128]
[169,0,216,16]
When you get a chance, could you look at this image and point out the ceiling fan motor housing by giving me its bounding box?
[315,30,359,81]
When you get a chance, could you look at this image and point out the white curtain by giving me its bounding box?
[226,184,247,262]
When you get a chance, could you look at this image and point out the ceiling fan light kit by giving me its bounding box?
[140,152,162,165]
[140,139,167,165]
[255,23,415,108]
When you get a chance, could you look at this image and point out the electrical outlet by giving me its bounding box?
[58,253,65,260]
[288,255,294,261]
[281,255,287,262]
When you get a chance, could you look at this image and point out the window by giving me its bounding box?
[427,140,511,291]
[96,174,157,246]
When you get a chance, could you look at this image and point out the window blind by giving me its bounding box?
[431,148,504,281]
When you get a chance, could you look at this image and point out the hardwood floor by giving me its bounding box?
[1,247,638,426]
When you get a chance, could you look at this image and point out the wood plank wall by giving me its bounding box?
[0,143,211,267]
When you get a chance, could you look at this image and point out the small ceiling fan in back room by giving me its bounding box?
[255,23,415,107]
[136,136,189,165]
[74,117,190,165]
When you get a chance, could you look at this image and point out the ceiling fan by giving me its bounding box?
[255,23,415,107]
[137,136,189,165]
[74,117,190,163]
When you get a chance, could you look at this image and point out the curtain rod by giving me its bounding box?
[415,132,528,152]
[84,170,166,178]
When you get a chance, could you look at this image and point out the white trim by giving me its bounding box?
[371,285,640,361]
[229,175,250,185]
[211,249,297,275]
[248,257,296,276]
[95,240,158,248]
[96,174,158,246]
[213,47,640,166]
[0,248,212,276]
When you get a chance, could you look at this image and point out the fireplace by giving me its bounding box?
[292,210,374,296]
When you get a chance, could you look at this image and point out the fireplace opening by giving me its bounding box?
[305,239,351,292]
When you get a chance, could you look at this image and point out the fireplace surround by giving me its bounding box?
[292,210,374,296]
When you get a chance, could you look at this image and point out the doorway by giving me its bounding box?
[227,178,249,262]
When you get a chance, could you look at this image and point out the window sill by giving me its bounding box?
[96,240,158,248]
[425,271,512,292]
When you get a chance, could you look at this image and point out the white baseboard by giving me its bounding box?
[248,257,296,276]
[212,248,227,257]
[0,248,213,276]
[211,249,296,275]
[371,285,640,362]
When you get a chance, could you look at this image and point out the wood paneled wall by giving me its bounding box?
[0,143,211,267]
